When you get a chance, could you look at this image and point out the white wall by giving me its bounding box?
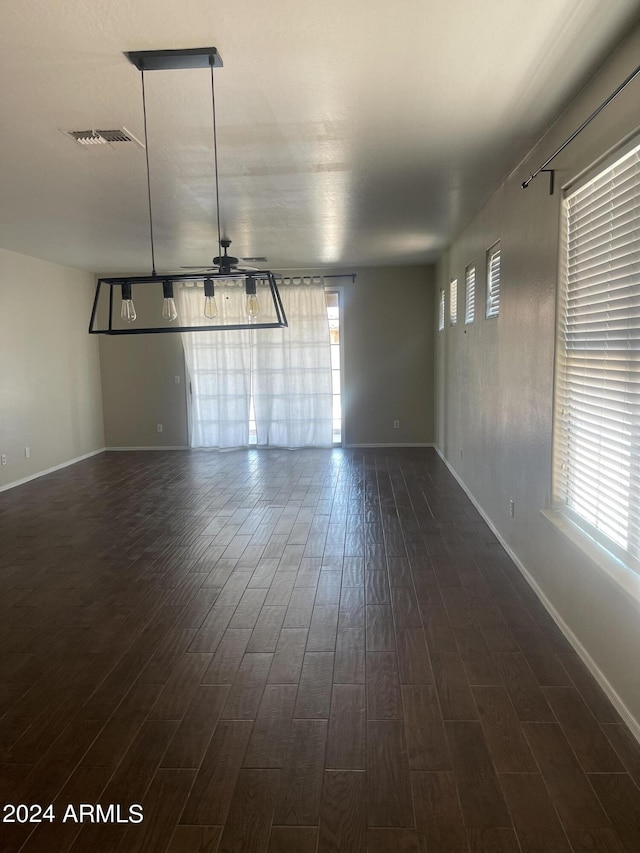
[0,249,105,488]
[99,285,189,449]
[436,25,640,731]
[343,265,435,446]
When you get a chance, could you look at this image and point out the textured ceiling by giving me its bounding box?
[1,0,639,274]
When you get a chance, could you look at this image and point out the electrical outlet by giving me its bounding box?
[174,375,181,384]
[393,420,400,429]
[156,424,163,433]
[1,455,6,466]
[509,499,515,518]
[25,447,30,459]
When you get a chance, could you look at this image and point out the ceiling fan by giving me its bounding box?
[181,238,267,275]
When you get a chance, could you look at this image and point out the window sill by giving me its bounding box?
[541,509,640,609]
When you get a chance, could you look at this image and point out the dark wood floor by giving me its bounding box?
[1,448,640,852]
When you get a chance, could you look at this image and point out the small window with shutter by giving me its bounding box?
[486,242,500,319]
[449,278,458,325]
[465,264,476,324]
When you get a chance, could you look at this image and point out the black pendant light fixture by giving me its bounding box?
[89,47,287,335]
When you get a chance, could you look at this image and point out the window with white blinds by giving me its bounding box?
[450,278,458,325]
[465,264,476,324]
[486,242,501,318]
[438,288,445,331]
[553,141,640,573]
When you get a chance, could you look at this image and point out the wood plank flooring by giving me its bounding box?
[0,447,639,852]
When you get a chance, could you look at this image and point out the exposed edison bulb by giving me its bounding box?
[121,299,137,323]
[162,297,178,321]
[204,295,218,319]
[245,277,260,318]
[162,281,178,322]
[120,282,136,323]
[203,279,218,319]
[246,293,260,317]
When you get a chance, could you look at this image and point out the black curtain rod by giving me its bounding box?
[521,60,640,189]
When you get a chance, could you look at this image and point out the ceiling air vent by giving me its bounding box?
[63,127,144,149]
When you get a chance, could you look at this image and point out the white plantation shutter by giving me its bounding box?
[465,265,476,324]
[450,278,458,325]
[438,288,445,331]
[486,243,501,318]
[554,142,640,571]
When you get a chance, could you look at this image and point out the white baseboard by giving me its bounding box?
[0,447,106,493]
[345,442,435,448]
[435,445,640,744]
[107,444,435,452]
[106,446,189,451]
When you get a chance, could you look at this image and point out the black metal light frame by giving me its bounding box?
[89,271,288,335]
[89,47,289,335]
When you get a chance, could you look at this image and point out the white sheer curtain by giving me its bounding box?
[252,278,333,448]
[177,282,251,449]
[177,276,333,449]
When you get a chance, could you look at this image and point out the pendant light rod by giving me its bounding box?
[210,58,222,268]
[127,48,224,275]
[522,60,640,189]
[140,67,157,276]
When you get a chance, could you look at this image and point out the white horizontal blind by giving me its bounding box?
[486,243,501,318]
[554,142,640,571]
[438,288,445,331]
[450,278,458,325]
[465,264,476,324]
